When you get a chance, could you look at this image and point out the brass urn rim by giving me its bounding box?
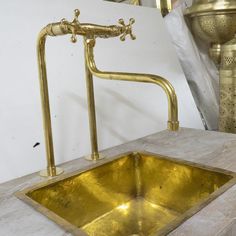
[184,0,236,17]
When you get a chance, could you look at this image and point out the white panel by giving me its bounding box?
[0,0,203,183]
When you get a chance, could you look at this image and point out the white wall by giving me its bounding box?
[0,0,203,183]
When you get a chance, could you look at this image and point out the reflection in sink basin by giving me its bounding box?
[16,152,236,236]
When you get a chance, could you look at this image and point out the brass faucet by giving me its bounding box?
[37,9,179,176]
[107,1,172,17]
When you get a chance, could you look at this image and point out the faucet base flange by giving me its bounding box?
[167,121,179,131]
[85,153,105,161]
[39,167,64,177]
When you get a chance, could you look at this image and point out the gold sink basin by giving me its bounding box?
[16,152,236,236]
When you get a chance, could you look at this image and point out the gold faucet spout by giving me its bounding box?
[36,9,179,172]
[84,38,179,132]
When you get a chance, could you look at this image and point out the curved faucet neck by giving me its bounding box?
[84,38,179,132]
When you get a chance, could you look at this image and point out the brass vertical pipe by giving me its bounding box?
[84,38,100,160]
[219,35,236,133]
[37,28,63,176]
[131,0,141,5]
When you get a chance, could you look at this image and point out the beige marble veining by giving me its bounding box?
[1,128,236,235]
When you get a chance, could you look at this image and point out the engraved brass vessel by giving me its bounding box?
[16,151,236,236]
[219,35,236,132]
[185,0,236,65]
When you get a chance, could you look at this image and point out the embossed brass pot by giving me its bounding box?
[185,0,236,65]
[219,35,236,132]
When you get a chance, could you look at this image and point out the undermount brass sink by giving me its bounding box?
[16,152,236,236]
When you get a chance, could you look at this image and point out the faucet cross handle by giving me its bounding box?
[61,9,81,43]
[70,9,81,43]
[119,18,136,41]
[73,9,80,23]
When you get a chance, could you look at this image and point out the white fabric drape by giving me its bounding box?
[164,3,219,130]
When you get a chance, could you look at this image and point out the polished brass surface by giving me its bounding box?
[37,9,140,173]
[131,0,141,5]
[185,0,236,65]
[106,0,172,17]
[157,0,172,16]
[37,9,179,167]
[123,0,141,5]
[16,151,236,236]
[39,167,64,177]
[84,38,179,132]
[37,28,64,177]
[219,35,236,133]
[84,50,100,161]
[185,0,236,16]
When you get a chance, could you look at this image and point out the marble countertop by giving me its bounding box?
[1,128,236,236]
